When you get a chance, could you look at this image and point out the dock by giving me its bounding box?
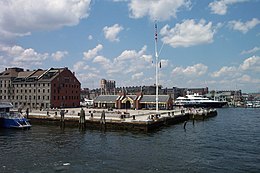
[26,108,217,132]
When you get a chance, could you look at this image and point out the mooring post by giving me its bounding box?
[60,109,65,129]
[79,108,86,130]
[183,121,187,130]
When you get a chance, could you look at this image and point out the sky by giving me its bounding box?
[0,0,259,93]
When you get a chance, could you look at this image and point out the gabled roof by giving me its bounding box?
[94,95,118,102]
[140,95,171,103]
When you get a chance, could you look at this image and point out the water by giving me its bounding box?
[0,108,259,173]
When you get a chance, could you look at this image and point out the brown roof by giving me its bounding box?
[0,68,22,78]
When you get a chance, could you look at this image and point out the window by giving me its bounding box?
[38,96,40,100]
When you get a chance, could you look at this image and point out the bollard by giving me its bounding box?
[79,108,86,130]
[183,121,187,129]
[132,115,136,120]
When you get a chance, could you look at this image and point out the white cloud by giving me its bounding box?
[93,56,111,67]
[51,51,68,61]
[103,24,124,42]
[0,45,48,67]
[83,44,103,60]
[228,18,260,34]
[211,66,237,77]
[241,46,260,55]
[128,0,191,21]
[172,63,208,77]
[239,55,260,72]
[132,72,144,80]
[209,0,248,15]
[73,61,98,73]
[115,45,146,61]
[88,35,93,40]
[209,56,260,90]
[160,19,215,47]
[0,0,91,41]
[238,74,260,83]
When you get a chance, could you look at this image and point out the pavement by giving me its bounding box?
[25,107,185,123]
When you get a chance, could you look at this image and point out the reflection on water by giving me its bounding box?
[0,108,260,173]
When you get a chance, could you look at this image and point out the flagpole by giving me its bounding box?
[155,21,159,112]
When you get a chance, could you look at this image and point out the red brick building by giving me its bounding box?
[0,67,80,109]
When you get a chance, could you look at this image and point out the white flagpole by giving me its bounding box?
[155,21,159,112]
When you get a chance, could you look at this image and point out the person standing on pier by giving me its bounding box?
[100,110,106,124]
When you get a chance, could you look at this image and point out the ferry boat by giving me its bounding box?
[175,94,227,108]
[0,103,31,129]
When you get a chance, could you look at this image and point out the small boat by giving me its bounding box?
[174,93,227,108]
[0,102,31,129]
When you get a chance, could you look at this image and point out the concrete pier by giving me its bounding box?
[25,107,217,132]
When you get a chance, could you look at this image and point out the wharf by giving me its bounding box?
[25,108,217,132]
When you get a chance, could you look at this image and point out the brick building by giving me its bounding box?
[0,67,80,109]
[94,92,173,110]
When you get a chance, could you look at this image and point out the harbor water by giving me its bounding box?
[0,108,259,173]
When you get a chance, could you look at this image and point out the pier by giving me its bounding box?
[26,107,217,132]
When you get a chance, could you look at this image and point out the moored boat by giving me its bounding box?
[175,93,227,108]
[0,102,31,129]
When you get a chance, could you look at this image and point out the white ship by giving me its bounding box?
[175,93,227,108]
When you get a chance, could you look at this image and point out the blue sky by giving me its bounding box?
[0,0,259,93]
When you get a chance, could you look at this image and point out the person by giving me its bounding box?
[26,108,29,118]
[60,110,65,122]
[100,110,106,124]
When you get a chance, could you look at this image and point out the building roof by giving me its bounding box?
[94,95,118,103]
[93,94,171,103]
[0,68,23,78]
[140,95,171,103]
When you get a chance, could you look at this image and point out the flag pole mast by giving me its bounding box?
[155,21,159,112]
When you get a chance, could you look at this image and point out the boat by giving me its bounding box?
[0,102,31,129]
[174,93,227,108]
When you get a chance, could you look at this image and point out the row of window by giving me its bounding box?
[53,89,78,94]
[0,89,50,94]
[53,83,79,88]
[53,95,79,100]
[0,95,50,100]
[0,83,50,88]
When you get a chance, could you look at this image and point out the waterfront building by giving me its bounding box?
[0,67,80,109]
[207,90,243,107]
[94,92,173,110]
